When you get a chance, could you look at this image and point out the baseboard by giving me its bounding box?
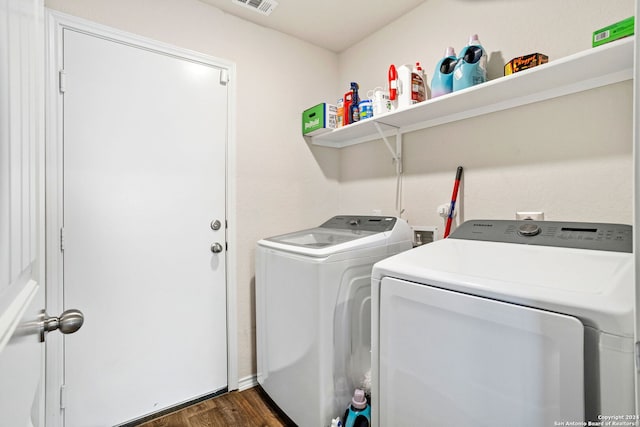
[237,374,258,391]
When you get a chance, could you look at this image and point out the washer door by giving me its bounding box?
[378,277,584,426]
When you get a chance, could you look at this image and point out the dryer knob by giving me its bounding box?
[518,223,541,237]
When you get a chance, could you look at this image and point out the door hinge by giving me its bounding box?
[636,342,640,371]
[59,69,66,93]
[219,69,229,85]
[60,384,67,409]
[60,227,65,252]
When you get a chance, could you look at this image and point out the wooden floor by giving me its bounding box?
[138,387,295,427]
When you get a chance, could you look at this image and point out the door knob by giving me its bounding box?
[40,309,84,342]
[210,219,222,231]
[210,242,224,253]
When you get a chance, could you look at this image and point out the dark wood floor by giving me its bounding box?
[138,386,295,427]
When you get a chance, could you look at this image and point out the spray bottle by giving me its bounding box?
[431,47,457,98]
[343,389,370,427]
[453,34,487,92]
[350,82,361,123]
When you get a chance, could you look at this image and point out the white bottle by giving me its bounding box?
[396,63,426,110]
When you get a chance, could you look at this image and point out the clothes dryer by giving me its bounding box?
[256,215,413,427]
[371,220,634,427]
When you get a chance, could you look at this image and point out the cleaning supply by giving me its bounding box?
[359,99,373,120]
[431,47,457,98]
[453,34,487,92]
[388,64,398,105]
[444,166,463,238]
[368,87,392,116]
[302,103,337,136]
[504,53,548,75]
[593,16,634,47]
[414,61,428,100]
[396,63,426,110]
[336,97,344,128]
[342,88,354,126]
[350,82,361,123]
[343,389,370,427]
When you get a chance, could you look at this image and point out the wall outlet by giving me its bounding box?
[516,211,544,221]
[412,226,438,247]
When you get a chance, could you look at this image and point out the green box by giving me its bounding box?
[593,16,634,47]
[302,103,337,136]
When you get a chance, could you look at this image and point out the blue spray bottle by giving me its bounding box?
[453,34,487,92]
[343,389,370,427]
[350,82,361,123]
[431,46,457,98]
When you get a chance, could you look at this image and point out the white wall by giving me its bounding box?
[44,0,341,380]
[337,0,634,235]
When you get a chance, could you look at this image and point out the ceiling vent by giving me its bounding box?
[232,0,278,16]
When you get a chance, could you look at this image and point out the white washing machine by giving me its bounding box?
[371,219,634,427]
[256,215,413,427]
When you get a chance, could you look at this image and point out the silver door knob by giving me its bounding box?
[210,220,222,231]
[40,309,84,342]
[211,242,223,253]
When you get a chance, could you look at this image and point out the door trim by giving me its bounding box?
[44,10,238,427]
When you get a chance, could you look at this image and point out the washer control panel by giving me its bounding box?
[449,220,632,253]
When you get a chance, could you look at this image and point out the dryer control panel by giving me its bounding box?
[449,220,632,253]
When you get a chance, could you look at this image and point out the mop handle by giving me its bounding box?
[444,166,463,238]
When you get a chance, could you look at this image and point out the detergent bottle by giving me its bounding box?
[342,90,353,126]
[343,389,370,427]
[453,34,487,92]
[388,64,399,111]
[414,62,428,100]
[396,63,426,110]
[431,46,457,98]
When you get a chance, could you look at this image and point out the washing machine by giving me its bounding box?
[256,215,413,427]
[371,219,634,427]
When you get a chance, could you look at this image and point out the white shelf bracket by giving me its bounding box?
[374,122,402,174]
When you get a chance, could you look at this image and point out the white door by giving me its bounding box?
[61,27,228,426]
[0,0,45,426]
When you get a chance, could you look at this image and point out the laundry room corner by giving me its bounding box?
[45,0,342,390]
[335,0,634,237]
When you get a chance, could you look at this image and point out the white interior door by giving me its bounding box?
[61,27,228,426]
[0,0,46,427]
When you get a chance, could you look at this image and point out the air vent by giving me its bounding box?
[232,0,278,16]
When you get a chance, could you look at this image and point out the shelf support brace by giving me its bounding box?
[374,122,404,217]
[374,122,402,174]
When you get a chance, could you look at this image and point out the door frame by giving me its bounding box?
[44,11,238,427]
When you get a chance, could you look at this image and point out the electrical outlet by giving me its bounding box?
[516,211,544,221]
